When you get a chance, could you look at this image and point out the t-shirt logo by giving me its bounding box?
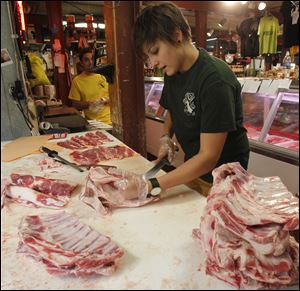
[98,81,105,88]
[183,93,196,116]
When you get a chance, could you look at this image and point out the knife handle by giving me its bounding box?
[41,146,58,158]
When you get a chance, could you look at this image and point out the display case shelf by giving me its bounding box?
[144,77,299,165]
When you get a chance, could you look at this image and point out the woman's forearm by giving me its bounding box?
[157,152,217,190]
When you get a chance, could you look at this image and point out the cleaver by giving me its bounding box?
[142,156,170,181]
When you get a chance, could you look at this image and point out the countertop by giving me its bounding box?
[1,131,299,290]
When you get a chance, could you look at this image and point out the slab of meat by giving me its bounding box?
[265,135,293,145]
[17,212,124,276]
[70,145,136,166]
[2,174,77,209]
[193,162,299,290]
[80,167,159,215]
[57,131,113,150]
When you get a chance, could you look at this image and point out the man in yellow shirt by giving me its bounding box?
[68,48,111,125]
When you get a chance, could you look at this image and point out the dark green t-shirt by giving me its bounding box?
[159,48,250,183]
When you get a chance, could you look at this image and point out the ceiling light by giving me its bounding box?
[207,28,214,37]
[98,23,105,29]
[218,18,227,28]
[258,2,266,10]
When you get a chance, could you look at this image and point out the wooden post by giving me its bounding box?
[46,1,70,105]
[104,1,147,156]
[195,10,207,48]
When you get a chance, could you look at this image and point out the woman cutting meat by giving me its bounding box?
[116,2,249,199]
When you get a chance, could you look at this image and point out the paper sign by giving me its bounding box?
[278,79,292,89]
[241,80,261,93]
[258,79,272,94]
[265,79,281,95]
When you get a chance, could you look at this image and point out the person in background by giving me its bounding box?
[116,2,250,199]
[68,47,111,125]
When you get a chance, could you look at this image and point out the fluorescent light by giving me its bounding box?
[75,23,87,28]
[258,2,266,10]
[223,1,236,5]
[63,22,105,29]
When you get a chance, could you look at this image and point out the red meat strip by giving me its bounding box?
[57,131,113,149]
[17,212,124,276]
[2,174,77,209]
[70,145,135,166]
[193,162,299,290]
[80,167,159,215]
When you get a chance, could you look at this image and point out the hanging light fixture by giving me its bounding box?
[218,18,227,28]
[207,28,214,37]
[258,2,267,10]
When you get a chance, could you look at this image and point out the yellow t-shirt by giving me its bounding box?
[68,72,111,124]
[257,16,279,55]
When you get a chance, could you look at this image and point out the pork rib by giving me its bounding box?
[193,162,299,290]
[2,174,77,209]
[57,131,113,150]
[17,212,124,276]
[70,145,136,166]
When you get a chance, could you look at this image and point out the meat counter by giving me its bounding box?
[1,131,299,290]
[0,131,237,289]
[144,77,299,193]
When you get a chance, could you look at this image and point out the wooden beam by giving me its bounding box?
[46,1,70,105]
[195,10,207,48]
[104,1,147,156]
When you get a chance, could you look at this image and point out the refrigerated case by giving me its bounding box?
[243,89,299,163]
[144,77,299,192]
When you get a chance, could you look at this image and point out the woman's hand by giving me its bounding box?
[108,168,149,200]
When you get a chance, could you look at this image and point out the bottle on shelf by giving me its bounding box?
[282,51,292,78]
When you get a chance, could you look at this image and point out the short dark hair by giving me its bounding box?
[133,2,191,59]
[79,47,93,61]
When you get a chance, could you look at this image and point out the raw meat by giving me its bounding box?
[57,131,113,150]
[17,212,124,276]
[38,157,65,173]
[80,167,159,215]
[2,174,77,209]
[70,145,135,166]
[265,135,293,145]
[193,162,299,290]
[1,178,10,209]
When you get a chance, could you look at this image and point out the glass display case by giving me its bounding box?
[243,89,299,165]
[144,77,299,165]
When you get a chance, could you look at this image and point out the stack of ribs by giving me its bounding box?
[193,162,299,289]
[80,167,159,215]
[17,212,124,276]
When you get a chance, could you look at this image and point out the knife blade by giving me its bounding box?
[142,156,170,181]
[40,146,84,172]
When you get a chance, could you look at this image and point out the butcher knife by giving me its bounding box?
[142,156,170,181]
[40,146,84,172]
